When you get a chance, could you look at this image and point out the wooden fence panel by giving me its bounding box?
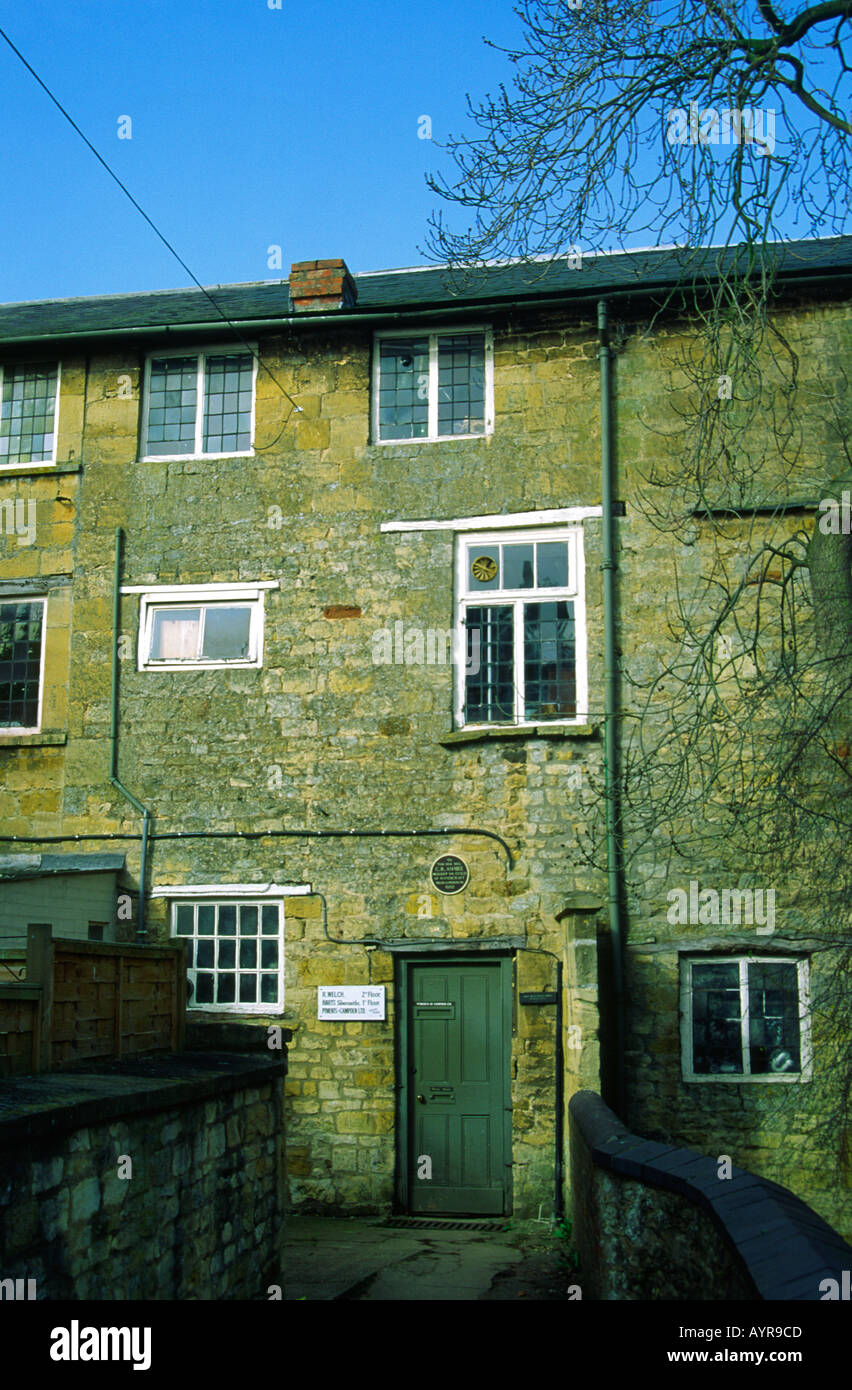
[0,929,188,1075]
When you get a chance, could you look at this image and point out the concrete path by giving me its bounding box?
[284,1216,580,1300]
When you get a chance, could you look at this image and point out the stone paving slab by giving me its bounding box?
[284,1216,580,1301]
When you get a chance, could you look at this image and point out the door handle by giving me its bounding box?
[416,1094,426,1104]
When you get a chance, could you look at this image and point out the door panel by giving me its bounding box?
[407,962,508,1214]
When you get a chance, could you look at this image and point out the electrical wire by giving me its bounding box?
[0,25,303,439]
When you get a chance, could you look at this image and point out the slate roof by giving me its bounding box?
[0,853,125,881]
[0,236,849,345]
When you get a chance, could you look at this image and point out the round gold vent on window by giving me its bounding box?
[471,555,498,582]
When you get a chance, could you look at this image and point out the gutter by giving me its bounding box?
[110,527,150,942]
[598,299,626,1120]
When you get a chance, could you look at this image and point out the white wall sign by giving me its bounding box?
[317,986,386,1020]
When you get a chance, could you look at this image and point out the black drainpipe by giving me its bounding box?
[598,299,626,1119]
[110,527,150,942]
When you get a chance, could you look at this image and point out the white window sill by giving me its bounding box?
[141,450,255,463]
[683,1072,811,1084]
[140,659,262,672]
[441,722,598,746]
[373,432,491,446]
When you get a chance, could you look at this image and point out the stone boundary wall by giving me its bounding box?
[0,1050,286,1299]
[570,1090,852,1301]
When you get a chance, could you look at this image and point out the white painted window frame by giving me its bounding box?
[0,362,61,469]
[372,326,494,444]
[680,954,813,1083]
[128,581,277,672]
[454,526,588,729]
[0,593,47,734]
[141,344,258,461]
[166,893,289,1015]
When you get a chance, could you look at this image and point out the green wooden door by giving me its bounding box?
[407,961,509,1214]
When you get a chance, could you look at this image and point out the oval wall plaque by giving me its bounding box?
[430,853,470,895]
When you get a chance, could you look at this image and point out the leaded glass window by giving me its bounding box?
[374,330,491,441]
[0,364,58,465]
[144,351,254,457]
[0,599,44,729]
[458,531,582,726]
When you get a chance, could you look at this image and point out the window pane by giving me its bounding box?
[524,601,575,719]
[0,601,43,727]
[261,905,279,935]
[466,546,500,591]
[261,974,278,1004]
[217,974,236,1003]
[218,905,237,936]
[150,609,201,660]
[464,605,514,723]
[691,962,743,1074]
[503,544,534,590]
[239,974,257,1002]
[1,364,57,462]
[147,358,197,454]
[218,940,236,970]
[197,940,214,969]
[201,606,251,660]
[748,962,800,1073]
[195,972,214,1003]
[198,905,215,936]
[175,904,194,935]
[437,334,485,435]
[239,905,259,935]
[240,939,258,969]
[537,542,569,589]
[203,354,253,453]
[378,338,429,440]
[261,939,279,969]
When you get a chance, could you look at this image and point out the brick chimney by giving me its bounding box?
[289,259,357,312]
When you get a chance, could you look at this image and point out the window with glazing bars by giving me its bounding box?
[458,533,578,725]
[685,957,808,1079]
[375,331,490,441]
[173,900,283,1011]
[0,364,58,465]
[0,599,44,728]
[143,352,254,456]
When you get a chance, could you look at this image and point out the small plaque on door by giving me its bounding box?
[414,1000,455,1019]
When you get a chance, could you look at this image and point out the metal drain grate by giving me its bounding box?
[380,1218,507,1231]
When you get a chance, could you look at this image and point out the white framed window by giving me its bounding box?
[141,348,256,459]
[0,596,46,732]
[130,582,275,671]
[0,363,60,467]
[372,328,493,442]
[455,527,588,728]
[681,955,812,1083]
[170,896,285,1013]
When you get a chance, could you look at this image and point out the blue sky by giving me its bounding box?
[0,2,848,306]
[0,0,527,303]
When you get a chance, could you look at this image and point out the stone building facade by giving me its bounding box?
[1,241,849,1232]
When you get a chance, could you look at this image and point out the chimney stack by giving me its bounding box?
[289,259,357,312]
